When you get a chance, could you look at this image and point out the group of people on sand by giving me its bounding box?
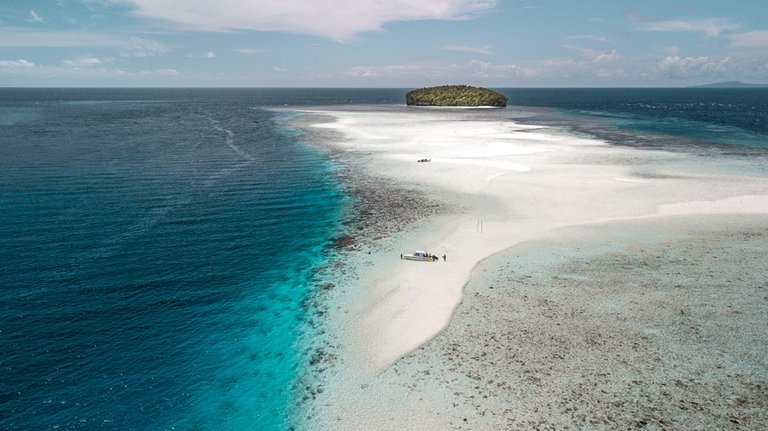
[417,158,431,163]
[426,253,445,262]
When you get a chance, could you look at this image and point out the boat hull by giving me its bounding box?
[402,251,437,262]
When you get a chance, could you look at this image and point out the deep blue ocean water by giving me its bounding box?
[1,88,766,431]
[499,88,768,151]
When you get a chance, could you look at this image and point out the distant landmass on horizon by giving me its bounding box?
[690,81,768,88]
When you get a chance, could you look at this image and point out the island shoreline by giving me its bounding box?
[284,105,768,430]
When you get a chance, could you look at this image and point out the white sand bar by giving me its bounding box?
[296,107,768,429]
[306,108,767,367]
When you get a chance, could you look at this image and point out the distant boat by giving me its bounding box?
[402,250,438,262]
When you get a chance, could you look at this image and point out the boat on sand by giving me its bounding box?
[402,250,438,262]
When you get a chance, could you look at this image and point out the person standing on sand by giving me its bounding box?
[442,254,446,262]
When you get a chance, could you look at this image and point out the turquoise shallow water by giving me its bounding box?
[0,89,381,430]
[1,88,766,430]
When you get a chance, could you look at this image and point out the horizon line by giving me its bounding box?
[2,84,767,89]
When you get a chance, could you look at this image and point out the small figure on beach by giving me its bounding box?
[400,253,403,259]
[443,254,446,262]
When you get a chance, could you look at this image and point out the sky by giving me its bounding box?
[1,0,766,87]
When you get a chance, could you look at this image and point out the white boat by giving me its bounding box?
[402,250,437,262]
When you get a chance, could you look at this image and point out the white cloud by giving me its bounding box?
[0,29,119,47]
[273,66,287,72]
[0,59,36,68]
[119,0,497,41]
[29,10,44,23]
[596,68,627,78]
[566,34,610,43]
[659,56,731,79]
[633,16,739,37]
[341,53,762,86]
[442,44,494,56]
[565,45,619,63]
[729,30,768,48]
[0,30,170,58]
[189,51,217,59]
[122,37,171,57]
[0,58,182,81]
[345,61,454,78]
[152,68,179,76]
[232,48,269,54]
[592,49,619,64]
[343,59,535,80]
[467,59,537,78]
[62,56,104,68]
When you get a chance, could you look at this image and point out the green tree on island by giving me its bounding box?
[406,85,507,107]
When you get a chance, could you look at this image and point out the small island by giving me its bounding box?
[406,85,507,107]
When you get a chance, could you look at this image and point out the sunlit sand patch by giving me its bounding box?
[614,176,650,183]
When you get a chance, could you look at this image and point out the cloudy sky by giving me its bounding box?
[1,0,766,87]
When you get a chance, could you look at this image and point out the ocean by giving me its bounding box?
[1,88,766,430]
[502,88,768,152]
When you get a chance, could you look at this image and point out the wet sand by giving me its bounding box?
[367,216,768,430]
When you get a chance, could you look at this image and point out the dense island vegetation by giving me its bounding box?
[406,85,507,107]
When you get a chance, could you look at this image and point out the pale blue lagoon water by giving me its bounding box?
[1,88,766,430]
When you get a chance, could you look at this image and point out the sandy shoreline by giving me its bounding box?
[287,106,767,429]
